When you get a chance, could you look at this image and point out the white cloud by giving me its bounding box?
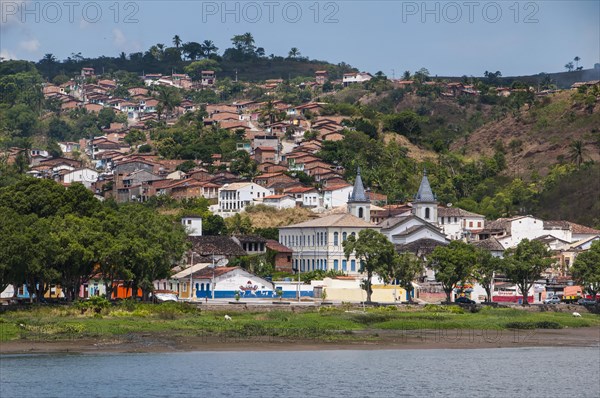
[112,28,142,53]
[0,48,17,60]
[19,38,40,52]
[113,28,126,47]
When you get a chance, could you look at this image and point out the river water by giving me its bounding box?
[1,347,599,397]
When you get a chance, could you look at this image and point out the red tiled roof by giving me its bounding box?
[266,240,293,253]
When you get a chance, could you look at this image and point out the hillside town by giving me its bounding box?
[2,66,599,306]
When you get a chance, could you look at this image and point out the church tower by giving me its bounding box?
[412,169,438,224]
[348,167,371,223]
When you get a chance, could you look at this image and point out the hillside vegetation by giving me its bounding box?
[456,90,600,176]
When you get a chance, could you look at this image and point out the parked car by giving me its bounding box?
[577,298,597,305]
[543,296,561,304]
[455,296,476,304]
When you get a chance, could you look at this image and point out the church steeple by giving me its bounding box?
[348,167,371,222]
[414,169,436,203]
[412,169,438,223]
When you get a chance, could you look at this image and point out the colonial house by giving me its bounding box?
[284,186,320,207]
[379,215,448,246]
[556,235,600,276]
[279,171,378,275]
[322,183,353,209]
[567,222,600,242]
[437,206,486,241]
[218,182,271,213]
[478,215,575,248]
[232,235,267,255]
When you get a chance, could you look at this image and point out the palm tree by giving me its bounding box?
[156,86,181,119]
[569,140,586,168]
[201,40,218,58]
[288,47,300,59]
[259,100,278,126]
[574,56,581,69]
[173,35,182,49]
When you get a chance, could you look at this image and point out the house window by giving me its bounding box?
[358,207,364,218]
[333,259,339,271]
[425,208,430,219]
[441,217,444,225]
[342,232,347,242]
[334,232,339,246]
[312,259,315,270]
[351,260,356,272]
[454,217,458,223]
[469,221,473,228]
[342,260,347,272]
[477,221,482,228]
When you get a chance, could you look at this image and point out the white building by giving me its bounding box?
[343,72,373,86]
[217,182,270,213]
[279,171,377,275]
[181,216,202,236]
[437,207,486,240]
[262,194,297,209]
[63,168,99,188]
[322,184,353,209]
[479,215,574,249]
[379,214,448,245]
[279,213,377,274]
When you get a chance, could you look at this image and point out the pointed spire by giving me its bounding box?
[414,169,436,202]
[348,166,369,203]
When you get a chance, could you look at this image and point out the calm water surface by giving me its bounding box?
[1,347,599,397]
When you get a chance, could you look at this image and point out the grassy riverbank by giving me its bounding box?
[1,302,599,346]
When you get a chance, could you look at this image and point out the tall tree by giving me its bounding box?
[473,249,502,302]
[182,42,203,60]
[569,140,586,168]
[571,240,600,299]
[379,252,423,302]
[288,47,301,59]
[201,40,218,58]
[574,56,581,69]
[156,85,182,118]
[429,241,477,303]
[503,239,553,306]
[565,62,574,72]
[343,229,396,302]
[173,35,182,49]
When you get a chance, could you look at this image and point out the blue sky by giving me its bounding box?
[1,0,599,76]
